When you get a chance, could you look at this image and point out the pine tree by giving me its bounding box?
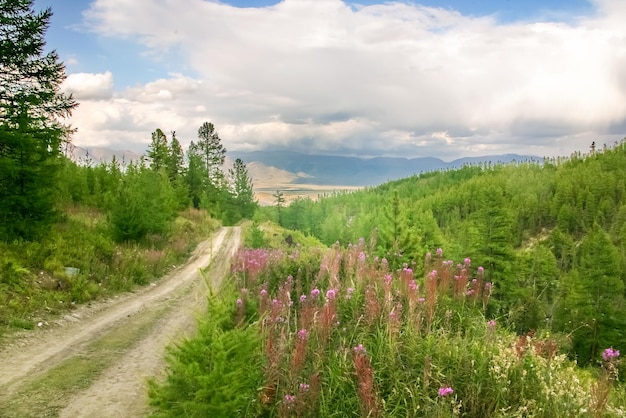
[229,158,256,219]
[196,121,226,187]
[556,226,626,364]
[167,131,184,181]
[377,189,420,268]
[147,128,169,172]
[0,0,77,240]
[185,143,206,209]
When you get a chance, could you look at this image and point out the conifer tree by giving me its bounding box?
[185,143,206,209]
[196,121,226,187]
[556,226,626,364]
[167,131,184,181]
[378,189,420,268]
[0,0,77,240]
[229,158,256,219]
[147,128,169,172]
[273,190,285,225]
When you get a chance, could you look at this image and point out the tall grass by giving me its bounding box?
[151,239,626,417]
[0,206,219,338]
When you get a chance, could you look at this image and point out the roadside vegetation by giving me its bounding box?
[150,224,626,417]
[150,142,626,416]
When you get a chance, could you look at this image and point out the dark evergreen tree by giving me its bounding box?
[556,226,626,364]
[109,162,177,242]
[147,128,169,172]
[229,158,256,220]
[196,121,226,187]
[0,0,77,240]
[377,190,420,268]
[167,131,184,181]
[185,143,206,209]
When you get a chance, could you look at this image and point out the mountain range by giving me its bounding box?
[231,150,542,187]
[67,146,541,187]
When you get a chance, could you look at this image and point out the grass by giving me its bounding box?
[0,205,219,342]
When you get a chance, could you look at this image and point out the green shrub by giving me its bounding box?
[149,287,263,416]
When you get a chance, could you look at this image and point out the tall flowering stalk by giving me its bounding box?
[364,285,382,326]
[591,347,621,417]
[291,328,309,373]
[353,344,381,418]
[318,289,338,342]
[425,269,438,328]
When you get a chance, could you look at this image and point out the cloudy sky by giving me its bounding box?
[34,0,626,160]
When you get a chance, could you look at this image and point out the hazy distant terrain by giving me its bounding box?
[68,146,540,205]
[231,150,541,187]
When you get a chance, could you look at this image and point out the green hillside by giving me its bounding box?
[261,141,626,365]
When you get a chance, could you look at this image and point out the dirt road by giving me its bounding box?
[0,226,241,417]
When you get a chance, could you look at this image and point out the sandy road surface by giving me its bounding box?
[0,226,241,417]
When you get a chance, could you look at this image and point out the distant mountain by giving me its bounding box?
[64,146,540,187]
[231,151,541,186]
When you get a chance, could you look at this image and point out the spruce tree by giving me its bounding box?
[0,0,77,240]
[147,128,169,172]
[229,158,256,219]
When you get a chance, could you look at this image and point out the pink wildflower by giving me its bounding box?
[603,347,620,361]
[353,344,367,354]
[438,387,454,397]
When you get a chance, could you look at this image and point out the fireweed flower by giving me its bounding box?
[284,394,296,406]
[236,298,243,306]
[260,289,268,297]
[310,288,320,299]
[300,294,307,303]
[299,383,310,392]
[436,248,443,257]
[353,344,367,354]
[297,329,308,341]
[603,347,620,361]
[438,387,454,397]
[488,320,496,328]
[326,289,337,301]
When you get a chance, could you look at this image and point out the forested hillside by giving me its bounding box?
[1,124,257,338]
[261,141,626,364]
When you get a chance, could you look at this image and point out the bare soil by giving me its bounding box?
[0,226,241,417]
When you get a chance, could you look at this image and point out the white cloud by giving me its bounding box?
[62,71,114,100]
[68,0,626,159]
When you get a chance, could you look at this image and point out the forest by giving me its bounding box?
[261,143,626,365]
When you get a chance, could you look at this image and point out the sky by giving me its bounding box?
[32,0,626,160]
